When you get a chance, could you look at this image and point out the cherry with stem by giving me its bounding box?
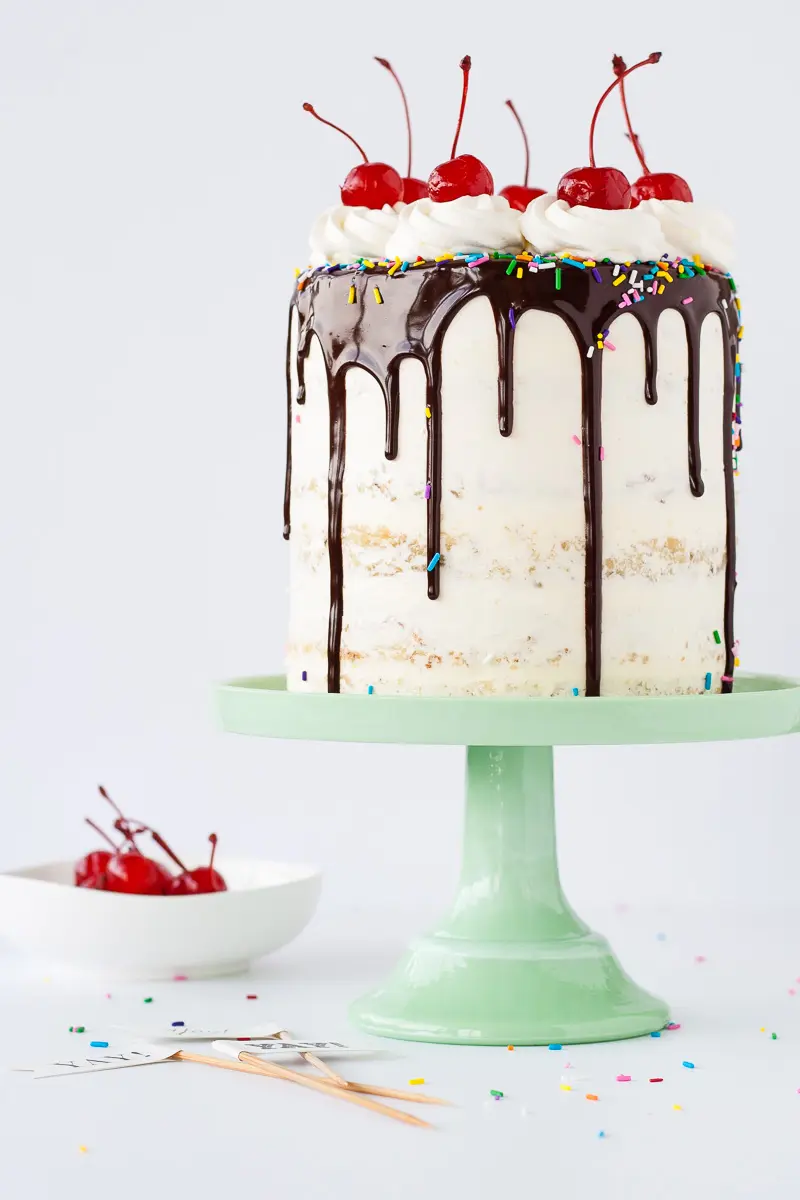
[427,55,493,204]
[374,58,427,202]
[303,102,404,209]
[499,99,546,212]
[557,52,662,210]
[612,53,693,205]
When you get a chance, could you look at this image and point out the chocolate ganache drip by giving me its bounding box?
[284,259,738,696]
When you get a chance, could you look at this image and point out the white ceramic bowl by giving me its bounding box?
[0,858,322,980]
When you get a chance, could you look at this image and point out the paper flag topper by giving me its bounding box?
[213,1039,366,1061]
[114,1024,283,1041]
[31,1044,176,1080]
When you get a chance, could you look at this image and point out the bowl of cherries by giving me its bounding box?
[0,787,322,980]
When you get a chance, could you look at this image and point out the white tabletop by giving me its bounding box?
[1,902,797,1200]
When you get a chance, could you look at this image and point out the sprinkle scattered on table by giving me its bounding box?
[409,1078,424,1086]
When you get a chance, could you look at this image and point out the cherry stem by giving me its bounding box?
[302,103,368,164]
[208,833,218,872]
[85,817,118,852]
[614,56,650,174]
[588,52,661,168]
[148,828,188,873]
[505,99,530,188]
[99,786,141,850]
[450,55,472,160]
[375,57,412,178]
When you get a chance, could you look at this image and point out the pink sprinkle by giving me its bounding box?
[599,447,605,461]
[564,1062,574,1069]
[105,993,112,999]
[471,255,490,266]
[695,955,706,963]
[616,1074,632,1082]
[721,675,734,682]
[790,989,797,996]
[572,434,581,446]
[682,297,694,305]
[666,1022,681,1031]
[173,974,188,981]
[604,341,616,351]
[295,414,301,423]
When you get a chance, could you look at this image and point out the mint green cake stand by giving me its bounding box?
[218,673,800,1046]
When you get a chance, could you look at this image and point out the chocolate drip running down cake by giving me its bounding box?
[283,55,742,698]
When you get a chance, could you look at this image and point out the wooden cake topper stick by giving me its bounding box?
[175,1051,431,1128]
[273,1029,349,1088]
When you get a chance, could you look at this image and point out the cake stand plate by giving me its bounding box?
[218,674,800,1046]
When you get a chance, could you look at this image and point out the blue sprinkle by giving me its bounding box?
[682,1060,695,1069]
[643,273,655,281]
[400,261,409,272]
[705,672,712,691]
[650,1031,661,1038]
[367,685,374,695]
[301,670,307,682]
[89,1041,109,1048]
[572,687,579,697]
[427,552,441,572]
[735,362,742,377]
[597,1131,606,1139]
[509,307,516,329]
[562,257,586,270]
[171,1021,185,1027]
[656,932,667,941]
[548,1043,562,1051]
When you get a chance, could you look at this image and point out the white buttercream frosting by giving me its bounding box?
[385,194,523,261]
[309,203,401,266]
[520,193,664,262]
[640,199,734,270]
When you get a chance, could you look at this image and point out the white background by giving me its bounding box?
[0,1,798,1195]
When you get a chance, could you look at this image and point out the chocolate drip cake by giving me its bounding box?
[283,54,741,697]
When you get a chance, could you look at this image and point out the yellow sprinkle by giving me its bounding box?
[736,353,741,362]
[347,285,356,305]
[516,267,523,279]
[735,296,742,308]
[658,284,665,294]
[409,1078,425,1085]
[294,268,301,278]
[613,275,627,287]
[560,1084,572,1092]
[738,326,744,339]
[656,270,674,282]
[673,1105,682,1112]
[362,259,375,268]
[79,1145,89,1154]
[388,258,401,276]
[693,254,704,267]
[760,1026,765,1032]
[425,406,432,419]
[434,253,454,262]
[623,261,631,266]
[583,259,596,267]
[734,657,740,667]
[373,286,383,305]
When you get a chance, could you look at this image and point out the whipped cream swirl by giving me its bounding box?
[386,194,523,261]
[520,193,664,262]
[639,199,734,271]
[309,203,401,266]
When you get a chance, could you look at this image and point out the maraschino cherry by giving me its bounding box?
[374,57,427,202]
[557,52,663,210]
[613,53,693,206]
[98,784,174,895]
[499,100,546,211]
[303,102,403,209]
[427,56,493,203]
[169,834,228,895]
[74,818,117,886]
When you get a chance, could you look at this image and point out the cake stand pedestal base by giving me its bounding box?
[350,746,665,1045]
[218,672,800,1046]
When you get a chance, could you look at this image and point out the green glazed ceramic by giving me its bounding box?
[218,674,800,1045]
